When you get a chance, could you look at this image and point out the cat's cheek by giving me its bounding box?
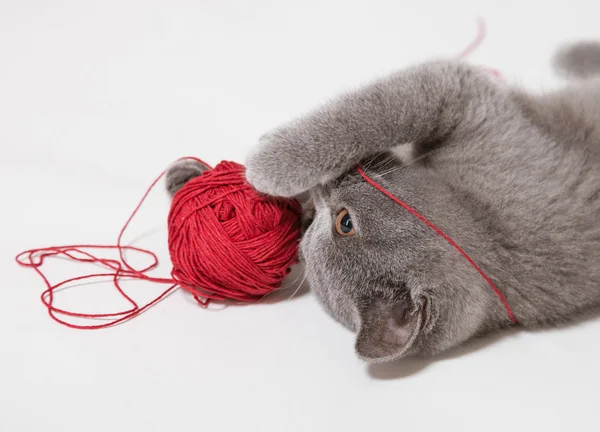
[308,267,360,332]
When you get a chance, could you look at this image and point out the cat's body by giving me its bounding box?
[168,42,600,362]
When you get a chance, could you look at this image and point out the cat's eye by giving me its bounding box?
[335,209,355,236]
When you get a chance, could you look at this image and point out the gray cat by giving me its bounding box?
[168,41,600,363]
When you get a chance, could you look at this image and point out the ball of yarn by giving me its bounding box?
[167,160,302,304]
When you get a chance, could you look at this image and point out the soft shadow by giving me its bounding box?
[177,262,310,310]
[256,262,311,304]
[367,305,600,380]
[525,304,600,334]
[126,225,165,247]
[367,356,432,379]
[367,329,517,380]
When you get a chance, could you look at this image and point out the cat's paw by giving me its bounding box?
[245,131,316,197]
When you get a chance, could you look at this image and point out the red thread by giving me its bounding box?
[457,17,486,58]
[457,18,502,78]
[356,166,517,324]
[16,157,302,329]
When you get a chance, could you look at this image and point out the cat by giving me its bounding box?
[168,41,600,363]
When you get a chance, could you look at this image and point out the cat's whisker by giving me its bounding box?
[286,271,308,302]
[375,142,456,178]
[256,264,306,303]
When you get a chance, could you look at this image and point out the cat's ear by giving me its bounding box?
[355,298,422,363]
[165,159,211,197]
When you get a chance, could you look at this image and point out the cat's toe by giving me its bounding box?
[244,136,308,197]
[245,158,305,197]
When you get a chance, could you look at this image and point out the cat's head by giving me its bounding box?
[295,152,504,362]
[243,61,513,362]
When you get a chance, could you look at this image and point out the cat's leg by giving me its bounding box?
[245,60,514,197]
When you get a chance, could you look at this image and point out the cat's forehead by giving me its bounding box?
[316,151,403,194]
[313,175,371,208]
[316,165,413,208]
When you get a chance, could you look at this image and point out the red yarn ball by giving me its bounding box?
[167,160,302,304]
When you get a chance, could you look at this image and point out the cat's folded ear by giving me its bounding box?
[165,159,211,197]
[355,297,423,363]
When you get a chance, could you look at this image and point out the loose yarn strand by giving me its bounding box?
[457,17,486,58]
[457,17,502,78]
[15,158,212,329]
[15,157,302,329]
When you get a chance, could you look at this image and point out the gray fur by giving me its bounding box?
[242,42,600,363]
[553,41,600,79]
[165,159,210,197]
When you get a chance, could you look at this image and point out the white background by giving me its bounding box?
[2,1,600,431]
